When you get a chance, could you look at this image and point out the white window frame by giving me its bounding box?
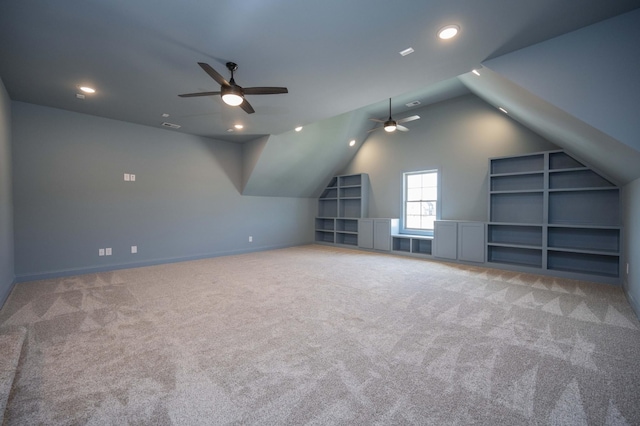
[401,169,440,236]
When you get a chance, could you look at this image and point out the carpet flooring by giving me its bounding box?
[0,244,639,425]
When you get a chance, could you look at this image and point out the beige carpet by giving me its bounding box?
[0,244,639,425]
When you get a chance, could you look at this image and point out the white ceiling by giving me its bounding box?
[1,0,638,143]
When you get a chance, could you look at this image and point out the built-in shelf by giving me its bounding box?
[315,174,369,246]
[391,235,433,257]
[488,150,621,284]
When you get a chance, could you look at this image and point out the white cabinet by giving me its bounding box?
[359,219,399,251]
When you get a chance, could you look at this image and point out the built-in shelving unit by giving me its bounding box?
[315,174,369,247]
[487,150,621,284]
[391,235,433,257]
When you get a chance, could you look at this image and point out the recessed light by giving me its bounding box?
[79,86,95,93]
[406,100,421,107]
[295,126,303,132]
[234,124,244,130]
[399,47,414,57]
[438,25,459,40]
[349,140,356,147]
[227,128,234,132]
[499,107,508,114]
[472,69,480,76]
[75,93,85,100]
[162,113,170,118]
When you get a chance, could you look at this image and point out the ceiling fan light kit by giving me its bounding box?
[370,98,420,134]
[179,61,288,114]
[384,121,397,132]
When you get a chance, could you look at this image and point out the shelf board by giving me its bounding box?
[547,247,619,256]
[487,242,542,250]
[548,187,618,193]
[547,266,618,278]
[488,259,542,269]
[490,189,544,194]
[547,224,620,230]
[489,222,543,227]
[336,231,358,235]
[548,167,589,173]
[489,171,544,178]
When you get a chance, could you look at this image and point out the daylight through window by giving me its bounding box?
[404,170,438,232]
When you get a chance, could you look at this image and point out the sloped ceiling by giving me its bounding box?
[460,8,640,186]
[1,2,639,195]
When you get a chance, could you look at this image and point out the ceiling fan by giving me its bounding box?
[369,98,420,132]
[178,62,288,114]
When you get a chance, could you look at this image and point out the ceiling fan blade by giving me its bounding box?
[239,98,255,114]
[369,118,385,123]
[367,126,383,133]
[243,87,288,95]
[198,62,230,87]
[397,125,409,132]
[178,91,221,97]
[397,115,420,124]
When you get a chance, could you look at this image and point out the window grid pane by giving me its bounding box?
[404,171,437,231]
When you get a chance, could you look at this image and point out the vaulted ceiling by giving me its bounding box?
[1,1,639,195]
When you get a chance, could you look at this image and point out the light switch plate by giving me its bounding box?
[131,245,137,254]
[124,173,130,181]
[105,248,112,256]
[99,248,105,256]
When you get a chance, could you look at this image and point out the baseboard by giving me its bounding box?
[0,277,17,310]
[622,278,640,321]
[14,243,304,283]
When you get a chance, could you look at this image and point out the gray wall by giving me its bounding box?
[12,102,315,280]
[0,78,14,304]
[622,178,640,315]
[341,94,558,221]
[485,8,640,154]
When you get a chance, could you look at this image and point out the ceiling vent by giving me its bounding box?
[161,122,181,129]
[405,100,421,107]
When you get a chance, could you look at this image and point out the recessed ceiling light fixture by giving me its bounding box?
[349,140,356,147]
[234,124,244,129]
[162,113,170,118]
[406,100,421,107]
[472,69,480,76]
[499,107,508,114]
[79,86,96,94]
[295,126,303,132]
[438,25,459,40]
[399,47,414,57]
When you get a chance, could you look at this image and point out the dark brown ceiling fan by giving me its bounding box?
[178,62,288,114]
[369,98,420,132]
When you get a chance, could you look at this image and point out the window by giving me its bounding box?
[403,170,438,234]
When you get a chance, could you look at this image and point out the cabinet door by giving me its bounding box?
[434,221,457,259]
[373,219,391,251]
[458,222,485,263]
[358,219,374,249]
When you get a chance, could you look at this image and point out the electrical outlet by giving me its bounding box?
[131,245,137,254]
[124,173,130,181]
[249,236,253,242]
[105,248,112,256]
[130,174,136,181]
[99,248,105,256]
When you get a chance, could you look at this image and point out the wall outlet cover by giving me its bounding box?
[105,248,112,256]
[130,174,136,181]
[99,248,105,256]
[131,245,137,254]
[124,173,130,181]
